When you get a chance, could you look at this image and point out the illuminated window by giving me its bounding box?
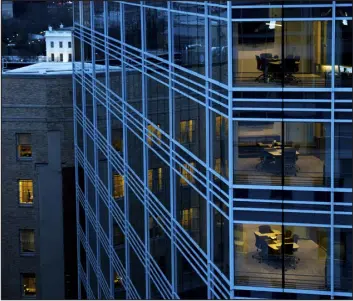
[19,180,34,204]
[180,162,195,186]
[181,208,199,231]
[216,116,228,139]
[148,168,163,192]
[214,158,229,179]
[215,158,221,175]
[17,134,32,159]
[113,175,124,199]
[147,124,162,146]
[21,273,36,297]
[180,120,195,143]
[148,170,153,190]
[157,168,163,191]
[20,230,35,254]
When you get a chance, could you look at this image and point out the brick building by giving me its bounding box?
[1,62,76,299]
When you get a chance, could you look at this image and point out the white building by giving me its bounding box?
[45,24,73,63]
[2,1,13,19]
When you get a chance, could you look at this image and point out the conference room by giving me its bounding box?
[232,17,352,87]
[234,121,330,187]
[233,223,352,292]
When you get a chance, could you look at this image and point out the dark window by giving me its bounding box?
[50,41,54,48]
[68,41,72,48]
[60,53,63,62]
[20,230,35,254]
[68,54,72,62]
[51,53,54,61]
[59,41,63,48]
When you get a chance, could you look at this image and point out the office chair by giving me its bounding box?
[294,143,301,171]
[252,233,265,263]
[286,54,294,59]
[284,243,296,270]
[283,58,301,84]
[283,148,297,176]
[260,53,273,59]
[292,234,300,261]
[259,225,273,234]
[255,55,265,82]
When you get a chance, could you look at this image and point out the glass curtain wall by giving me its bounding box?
[232,1,352,298]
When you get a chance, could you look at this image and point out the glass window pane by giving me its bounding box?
[21,273,36,297]
[19,180,34,204]
[20,230,35,253]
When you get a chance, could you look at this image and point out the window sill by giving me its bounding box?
[17,157,33,161]
[20,252,36,257]
[19,203,34,207]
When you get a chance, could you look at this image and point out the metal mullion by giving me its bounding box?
[330,2,336,299]
[72,6,80,296]
[167,1,177,298]
[100,1,115,298]
[79,0,91,292]
[139,6,150,296]
[204,1,214,298]
[227,1,234,298]
[119,2,130,298]
[89,2,101,299]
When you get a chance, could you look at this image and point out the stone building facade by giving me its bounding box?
[1,63,76,299]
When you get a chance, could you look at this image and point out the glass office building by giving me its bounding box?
[73,1,352,299]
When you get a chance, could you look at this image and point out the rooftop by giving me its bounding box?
[3,62,121,76]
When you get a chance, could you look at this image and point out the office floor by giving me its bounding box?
[234,225,327,291]
[235,155,325,187]
[233,72,326,87]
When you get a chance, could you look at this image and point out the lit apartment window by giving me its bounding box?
[113,175,124,199]
[180,162,195,186]
[17,133,32,159]
[180,120,195,143]
[60,53,63,62]
[21,273,36,297]
[216,116,228,139]
[147,124,162,146]
[51,53,54,61]
[148,168,163,192]
[68,53,72,62]
[59,41,63,48]
[68,41,72,48]
[19,180,34,204]
[50,41,54,48]
[20,230,35,254]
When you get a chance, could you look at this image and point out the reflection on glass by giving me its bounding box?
[234,122,330,187]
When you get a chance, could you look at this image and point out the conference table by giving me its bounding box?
[264,148,300,158]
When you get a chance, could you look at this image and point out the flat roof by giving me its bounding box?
[3,62,121,76]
